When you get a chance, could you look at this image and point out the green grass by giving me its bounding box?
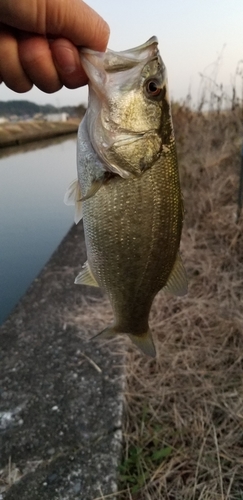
[119,412,173,493]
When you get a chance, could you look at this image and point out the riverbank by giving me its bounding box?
[0,119,79,148]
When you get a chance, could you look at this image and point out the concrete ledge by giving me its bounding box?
[0,223,125,499]
[0,121,79,148]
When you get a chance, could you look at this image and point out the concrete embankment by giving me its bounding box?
[0,120,79,148]
[0,222,125,500]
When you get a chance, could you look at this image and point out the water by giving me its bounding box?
[0,136,77,325]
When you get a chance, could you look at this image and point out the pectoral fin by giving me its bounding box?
[164,253,188,297]
[64,179,83,224]
[92,327,156,358]
[78,178,103,202]
[74,261,99,287]
[104,159,131,179]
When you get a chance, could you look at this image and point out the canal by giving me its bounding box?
[0,135,77,325]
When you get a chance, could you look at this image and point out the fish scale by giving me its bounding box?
[80,134,183,346]
[66,36,188,357]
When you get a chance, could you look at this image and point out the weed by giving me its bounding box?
[119,405,174,494]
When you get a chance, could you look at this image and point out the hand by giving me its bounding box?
[0,0,109,93]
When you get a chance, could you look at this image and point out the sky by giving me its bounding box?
[1,0,243,108]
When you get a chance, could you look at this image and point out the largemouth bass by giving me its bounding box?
[65,36,187,357]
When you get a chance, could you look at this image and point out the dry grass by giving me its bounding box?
[118,108,243,499]
[0,458,22,494]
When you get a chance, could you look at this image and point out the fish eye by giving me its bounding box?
[145,79,162,97]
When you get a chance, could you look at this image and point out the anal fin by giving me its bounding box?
[75,261,99,287]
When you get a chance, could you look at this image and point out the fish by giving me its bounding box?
[65,36,187,357]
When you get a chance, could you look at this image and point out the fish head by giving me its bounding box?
[80,37,174,178]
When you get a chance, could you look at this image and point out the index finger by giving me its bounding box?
[1,0,110,50]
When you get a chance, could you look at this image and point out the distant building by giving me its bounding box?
[33,113,45,121]
[45,112,69,122]
[9,115,19,122]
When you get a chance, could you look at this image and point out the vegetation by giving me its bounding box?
[117,105,243,499]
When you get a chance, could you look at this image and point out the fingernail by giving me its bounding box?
[53,46,77,74]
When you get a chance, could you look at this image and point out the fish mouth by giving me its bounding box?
[112,131,145,145]
[79,36,159,90]
[81,35,158,63]
[117,36,158,53]
[95,130,147,179]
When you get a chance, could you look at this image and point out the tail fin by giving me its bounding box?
[128,330,156,358]
[92,327,156,358]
